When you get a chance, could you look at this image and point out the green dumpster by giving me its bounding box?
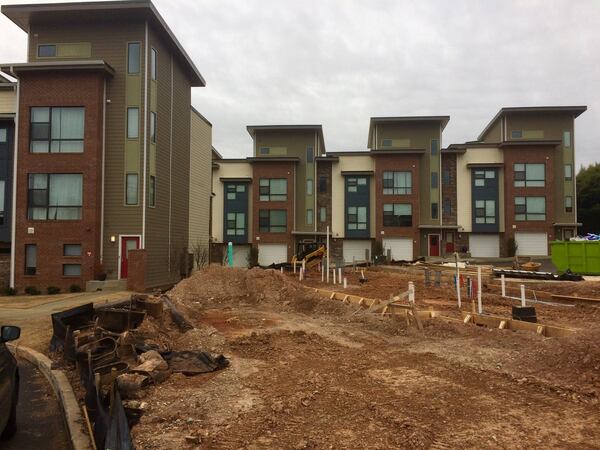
[551,241,600,275]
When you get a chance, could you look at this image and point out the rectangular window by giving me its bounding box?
[127,42,141,74]
[474,169,495,187]
[151,48,157,80]
[431,172,438,189]
[347,206,367,230]
[306,209,313,225]
[64,244,82,256]
[25,244,37,275]
[382,138,393,147]
[318,176,327,193]
[475,199,496,224]
[442,169,450,185]
[226,212,246,236]
[307,146,314,163]
[0,128,6,142]
[511,130,523,139]
[442,197,451,216]
[149,175,156,207]
[126,173,138,205]
[226,184,245,200]
[306,179,313,195]
[565,164,573,181]
[150,112,157,143]
[514,163,545,187]
[127,107,139,139]
[38,44,56,57]
[63,264,81,277]
[0,180,4,225]
[565,196,573,213]
[259,178,287,201]
[383,203,412,227]
[259,209,286,232]
[383,171,412,195]
[431,203,439,219]
[431,139,439,156]
[28,174,83,220]
[515,197,546,221]
[319,206,326,223]
[30,107,85,153]
[563,131,571,147]
[259,147,270,155]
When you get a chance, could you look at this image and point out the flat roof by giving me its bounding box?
[368,115,450,148]
[1,0,205,87]
[246,124,326,153]
[477,106,587,141]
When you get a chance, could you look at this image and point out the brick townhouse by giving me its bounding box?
[211,107,586,266]
[0,0,212,291]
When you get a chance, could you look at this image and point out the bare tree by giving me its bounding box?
[191,240,209,270]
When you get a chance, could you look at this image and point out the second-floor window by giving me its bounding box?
[259,179,287,201]
[347,206,367,230]
[383,203,412,227]
[128,42,141,74]
[347,177,367,193]
[383,171,411,195]
[515,197,545,221]
[259,209,286,232]
[475,199,495,224]
[514,163,544,187]
[226,212,246,236]
[28,173,83,220]
[30,107,84,153]
[127,107,139,139]
[226,184,245,200]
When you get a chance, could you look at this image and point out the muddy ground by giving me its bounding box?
[128,266,600,449]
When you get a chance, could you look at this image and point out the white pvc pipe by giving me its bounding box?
[408,281,415,304]
[326,226,330,283]
[343,277,347,288]
[520,284,526,307]
[294,260,297,274]
[456,266,461,308]
[477,266,482,314]
[321,266,324,282]
[501,274,506,297]
[333,268,336,285]
[338,267,342,283]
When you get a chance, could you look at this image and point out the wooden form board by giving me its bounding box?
[312,288,438,320]
[461,312,575,337]
[551,294,600,307]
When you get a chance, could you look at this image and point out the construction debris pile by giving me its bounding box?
[49,294,228,450]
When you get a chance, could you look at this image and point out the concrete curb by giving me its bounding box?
[7,344,93,450]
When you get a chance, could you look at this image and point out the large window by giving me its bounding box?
[126,173,138,205]
[259,209,286,232]
[474,169,495,187]
[28,174,82,220]
[515,197,546,221]
[514,163,545,187]
[347,177,367,193]
[383,171,411,195]
[475,199,496,224]
[127,42,141,74]
[259,179,287,201]
[226,184,245,200]
[383,203,412,227]
[226,212,246,236]
[127,107,139,139]
[30,107,84,153]
[25,244,37,275]
[151,48,157,80]
[347,206,367,230]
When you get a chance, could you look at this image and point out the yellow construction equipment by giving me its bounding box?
[292,243,326,269]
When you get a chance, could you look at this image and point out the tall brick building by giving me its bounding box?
[1,1,212,291]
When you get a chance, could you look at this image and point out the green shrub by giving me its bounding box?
[247,246,259,268]
[25,286,41,295]
[47,286,61,295]
[3,287,16,296]
[69,284,82,293]
[507,238,518,257]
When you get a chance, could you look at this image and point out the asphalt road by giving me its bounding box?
[1,359,70,450]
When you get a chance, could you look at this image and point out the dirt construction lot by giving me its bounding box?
[126,266,600,449]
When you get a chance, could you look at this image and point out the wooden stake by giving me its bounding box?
[477,266,482,314]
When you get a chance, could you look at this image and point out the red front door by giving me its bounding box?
[429,234,440,257]
[120,236,140,279]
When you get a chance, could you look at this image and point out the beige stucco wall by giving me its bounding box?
[211,161,253,243]
[331,155,375,239]
[456,148,505,233]
[0,90,16,114]
[189,110,212,264]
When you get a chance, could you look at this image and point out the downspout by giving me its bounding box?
[100,79,106,263]
[141,20,149,248]
[9,73,19,288]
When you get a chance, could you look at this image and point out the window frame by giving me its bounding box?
[347,206,367,230]
[306,178,313,196]
[431,202,439,220]
[0,127,7,143]
[63,244,82,257]
[564,164,573,181]
[259,178,287,201]
[150,111,157,143]
[125,173,139,206]
[27,173,83,221]
[306,146,314,163]
[63,263,82,277]
[259,209,287,233]
[25,244,37,275]
[514,163,545,187]
[225,212,246,236]
[515,196,546,221]
[127,42,141,74]
[563,131,571,148]
[38,44,57,58]
[30,106,85,153]
[149,175,156,207]
[127,107,139,139]
[319,206,327,223]
[383,203,412,227]
[383,171,412,195]
[565,196,573,213]
[431,172,438,189]
[431,139,439,156]
[306,209,313,225]
[318,176,327,193]
[475,199,496,224]
[151,47,157,80]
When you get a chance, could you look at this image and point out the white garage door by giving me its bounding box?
[343,240,371,263]
[469,234,500,258]
[258,244,288,266]
[515,232,548,256]
[382,238,413,261]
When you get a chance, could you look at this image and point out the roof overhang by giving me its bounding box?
[246,124,326,153]
[553,223,582,227]
[1,60,115,77]
[341,170,374,176]
[498,139,561,148]
[368,115,450,148]
[418,224,461,230]
[1,0,205,87]
[370,149,426,155]
[466,163,504,168]
[477,106,587,141]
[247,157,300,163]
[219,177,252,183]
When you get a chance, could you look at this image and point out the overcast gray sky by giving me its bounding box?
[1,0,598,167]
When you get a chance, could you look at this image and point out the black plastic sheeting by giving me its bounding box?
[163,351,229,375]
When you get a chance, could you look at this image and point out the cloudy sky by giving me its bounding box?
[1,0,599,167]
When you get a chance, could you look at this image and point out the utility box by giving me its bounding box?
[551,241,600,275]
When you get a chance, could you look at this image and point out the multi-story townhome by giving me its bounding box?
[1,0,211,291]
[446,106,586,257]
[0,73,15,258]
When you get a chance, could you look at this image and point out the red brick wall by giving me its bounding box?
[127,249,147,292]
[251,161,296,260]
[503,145,556,251]
[373,154,420,258]
[316,160,332,233]
[14,70,105,291]
[441,153,457,225]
